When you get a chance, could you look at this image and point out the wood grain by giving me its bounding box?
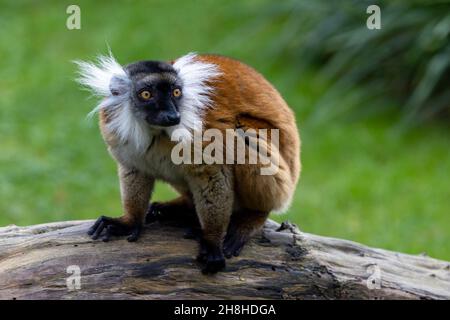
[0,219,449,299]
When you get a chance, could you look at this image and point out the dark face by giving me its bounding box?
[125,61,182,127]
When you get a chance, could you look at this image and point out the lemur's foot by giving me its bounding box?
[223,233,249,259]
[145,202,164,224]
[197,239,226,274]
[223,225,252,258]
[87,215,142,242]
[223,210,268,259]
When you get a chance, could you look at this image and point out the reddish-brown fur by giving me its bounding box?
[197,55,300,213]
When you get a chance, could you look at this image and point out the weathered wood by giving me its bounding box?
[0,219,449,300]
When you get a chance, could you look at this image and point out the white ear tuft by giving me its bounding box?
[74,53,131,118]
[74,54,129,97]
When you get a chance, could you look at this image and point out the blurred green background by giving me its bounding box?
[0,0,449,260]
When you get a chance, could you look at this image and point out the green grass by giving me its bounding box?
[0,1,449,260]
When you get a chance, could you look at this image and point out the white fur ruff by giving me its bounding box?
[168,53,221,142]
[75,52,220,151]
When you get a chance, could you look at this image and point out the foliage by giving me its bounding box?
[252,0,450,123]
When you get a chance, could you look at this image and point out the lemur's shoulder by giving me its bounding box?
[174,54,293,132]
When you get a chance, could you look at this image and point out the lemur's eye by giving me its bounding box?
[173,88,182,97]
[138,90,152,101]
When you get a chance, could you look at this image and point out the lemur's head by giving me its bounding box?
[75,52,220,149]
[122,61,182,127]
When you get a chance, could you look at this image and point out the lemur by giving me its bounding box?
[76,53,300,273]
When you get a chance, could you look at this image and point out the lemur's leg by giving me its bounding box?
[223,209,269,258]
[88,165,154,242]
[189,166,233,274]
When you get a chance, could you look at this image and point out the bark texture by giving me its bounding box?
[0,219,449,300]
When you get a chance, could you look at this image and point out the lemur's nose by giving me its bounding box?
[165,112,181,125]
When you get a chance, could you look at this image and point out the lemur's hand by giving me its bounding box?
[87,215,142,242]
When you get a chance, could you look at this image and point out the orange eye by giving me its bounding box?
[139,90,152,100]
[173,88,182,97]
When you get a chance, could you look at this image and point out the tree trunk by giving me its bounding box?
[0,219,449,300]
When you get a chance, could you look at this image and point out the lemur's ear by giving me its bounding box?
[109,75,130,97]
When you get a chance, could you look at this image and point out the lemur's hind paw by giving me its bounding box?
[87,215,142,242]
[145,201,200,231]
[223,231,249,259]
[145,202,163,224]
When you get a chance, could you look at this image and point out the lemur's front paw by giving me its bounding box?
[202,254,226,275]
[197,240,226,274]
[87,215,142,242]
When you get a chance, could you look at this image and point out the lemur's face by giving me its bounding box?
[124,61,182,127]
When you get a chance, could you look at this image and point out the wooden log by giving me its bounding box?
[0,219,449,300]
